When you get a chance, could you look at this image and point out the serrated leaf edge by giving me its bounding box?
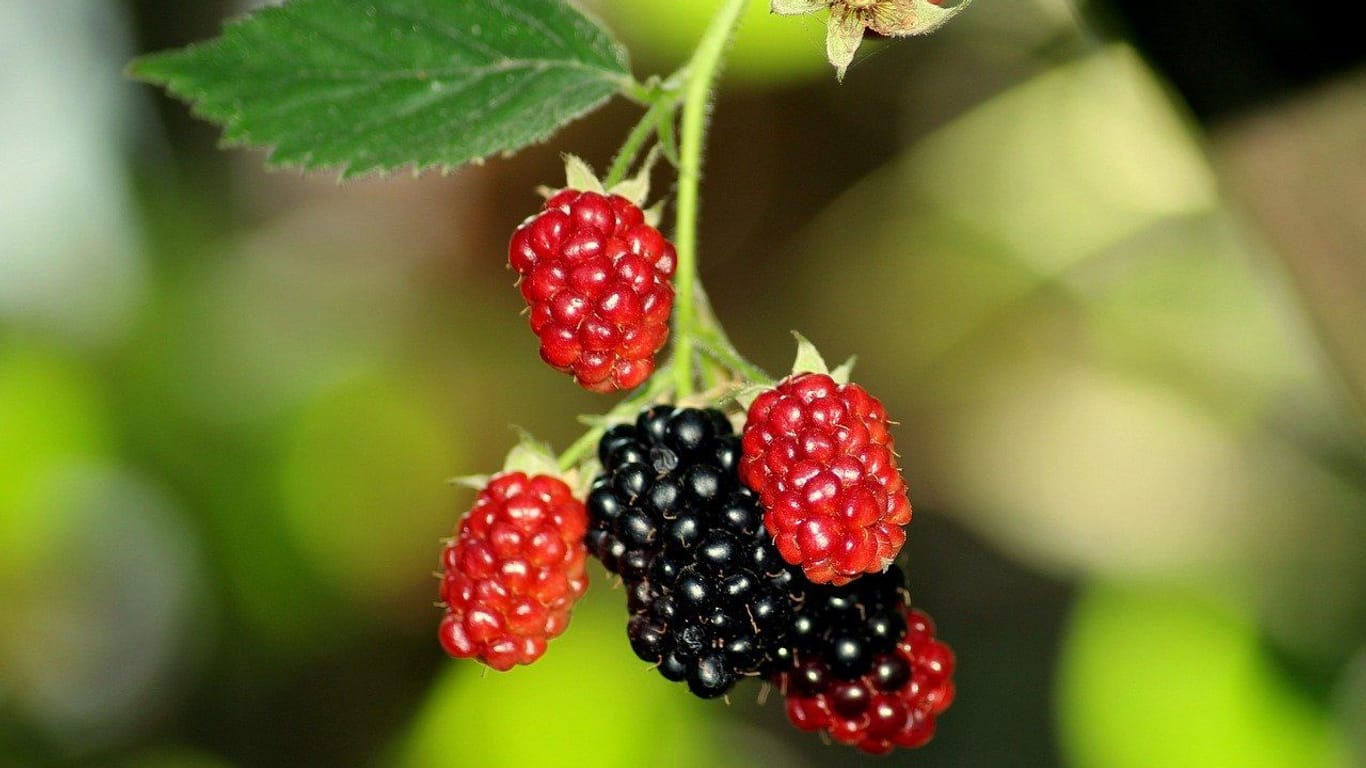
[128,0,637,179]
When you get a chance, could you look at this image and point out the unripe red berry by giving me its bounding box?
[741,372,911,584]
[509,190,675,392]
[438,472,588,670]
[775,607,955,754]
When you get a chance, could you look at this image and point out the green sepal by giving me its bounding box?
[606,145,660,206]
[563,154,608,195]
[501,427,562,478]
[447,473,491,490]
[830,355,857,385]
[570,458,601,498]
[826,6,865,82]
[643,199,666,229]
[790,331,832,376]
[728,383,770,411]
[901,0,975,36]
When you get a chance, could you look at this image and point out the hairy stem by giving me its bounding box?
[557,370,674,471]
[697,330,774,385]
[672,0,750,398]
[605,94,677,188]
[692,282,774,384]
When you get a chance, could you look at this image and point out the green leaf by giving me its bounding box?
[130,0,633,177]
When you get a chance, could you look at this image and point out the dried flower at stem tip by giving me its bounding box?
[772,0,972,80]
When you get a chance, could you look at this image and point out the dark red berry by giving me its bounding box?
[509,190,675,392]
[871,653,911,692]
[437,472,588,670]
[789,658,830,697]
[764,562,909,682]
[830,681,870,718]
[773,605,956,754]
[741,372,912,584]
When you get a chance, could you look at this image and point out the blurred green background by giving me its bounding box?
[2,1,1364,766]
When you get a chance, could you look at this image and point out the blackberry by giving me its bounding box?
[764,563,910,681]
[776,605,957,754]
[587,405,795,698]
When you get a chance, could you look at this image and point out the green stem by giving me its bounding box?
[691,280,773,384]
[672,0,751,398]
[620,77,657,105]
[698,351,725,390]
[557,426,609,473]
[556,371,673,471]
[604,96,675,188]
[697,330,773,385]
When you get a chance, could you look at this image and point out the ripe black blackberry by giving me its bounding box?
[586,405,795,698]
[769,563,910,684]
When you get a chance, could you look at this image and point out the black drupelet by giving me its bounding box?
[587,405,795,698]
[769,563,912,692]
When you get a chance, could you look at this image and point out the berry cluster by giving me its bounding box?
[145,0,978,754]
[509,189,675,393]
[438,472,589,671]
[578,403,956,753]
[742,372,911,585]
[586,406,796,698]
[778,607,956,754]
[439,183,955,756]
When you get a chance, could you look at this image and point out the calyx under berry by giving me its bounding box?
[509,158,677,393]
[738,335,912,584]
[437,470,590,670]
[557,154,661,225]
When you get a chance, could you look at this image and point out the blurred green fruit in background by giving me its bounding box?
[398,594,714,768]
[1058,582,1348,768]
[280,371,463,606]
